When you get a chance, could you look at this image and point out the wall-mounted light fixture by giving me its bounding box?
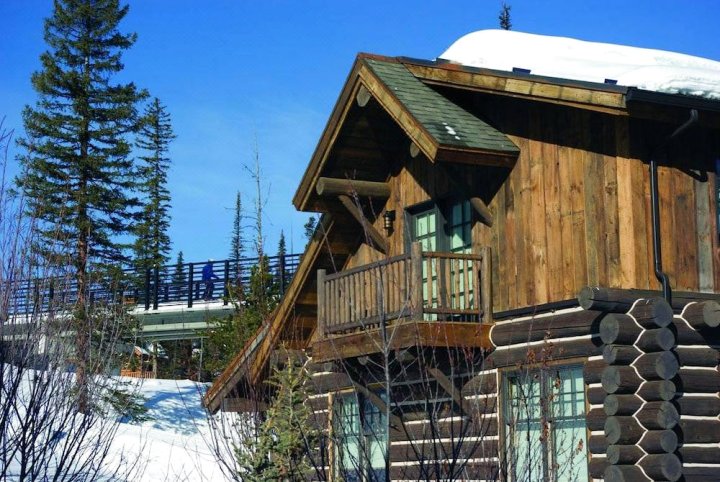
[383,210,396,236]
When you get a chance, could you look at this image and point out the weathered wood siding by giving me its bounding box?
[342,98,720,314]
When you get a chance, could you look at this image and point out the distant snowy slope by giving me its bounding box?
[439,30,720,99]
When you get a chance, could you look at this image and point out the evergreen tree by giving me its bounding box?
[134,97,174,276]
[303,216,317,242]
[499,2,512,30]
[16,0,145,412]
[230,191,245,261]
[236,355,318,481]
[229,191,245,287]
[171,250,186,293]
[276,230,290,293]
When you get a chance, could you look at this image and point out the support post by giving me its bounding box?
[481,246,493,324]
[317,269,326,339]
[187,263,194,308]
[410,241,424,321]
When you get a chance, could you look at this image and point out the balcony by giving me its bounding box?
[313,243,492,361]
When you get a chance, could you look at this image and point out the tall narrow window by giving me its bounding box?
[407,200,474,319]
[333,392,388,481]
[504,365,588,482]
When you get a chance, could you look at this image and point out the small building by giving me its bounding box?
[205,31,720,481]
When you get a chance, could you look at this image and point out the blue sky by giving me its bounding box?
[1,1,719,264]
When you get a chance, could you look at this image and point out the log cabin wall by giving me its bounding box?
[341,93,720,314]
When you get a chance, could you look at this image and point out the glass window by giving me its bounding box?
[504,366,588,482]
[408,200,474,319]
[333,392,388,482]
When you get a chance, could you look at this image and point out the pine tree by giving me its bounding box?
[276,230,289,293]
[171,250,186,294]
[230,191,244,261]
[303,216,317,242]
[134,97,174,276]
[499,2,512,30]
[236,356,318,481]
[16,0,145,412]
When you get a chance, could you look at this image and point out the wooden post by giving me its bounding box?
[481,246,493,324]
[317,269,326,339]
[187,263,194,308]
[410,242,423,321]
[152,342,158,378]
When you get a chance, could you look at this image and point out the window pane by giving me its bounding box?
[505,367,588,482]
[552,367,588,482]
[334,395,362,481]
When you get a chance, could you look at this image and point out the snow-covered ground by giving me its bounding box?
[111,378,228,482]
[439,30,720,99]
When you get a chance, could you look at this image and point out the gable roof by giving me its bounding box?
[293,54,520,212]
[362,58,519,160]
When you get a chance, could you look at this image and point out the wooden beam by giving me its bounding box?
[311,321,492,363]
[403,62,628,115]
[316,177,390,198]
[426,366,470,416]
[578,286,720,312]
[337,194,388,254]
[352,382,403,429]
[440,164,493,227]
[356,84,372,107]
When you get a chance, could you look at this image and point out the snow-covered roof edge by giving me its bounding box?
[438,30,720,100]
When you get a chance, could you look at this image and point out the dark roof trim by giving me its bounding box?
[626,88,720,113]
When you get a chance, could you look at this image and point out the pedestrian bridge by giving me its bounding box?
[3,254,300,342]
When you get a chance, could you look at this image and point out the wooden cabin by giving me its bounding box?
[205,49,720,481]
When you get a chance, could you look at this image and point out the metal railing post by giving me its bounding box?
[223,260,230,306]
[187,263,194,308]
[153,266,160,310]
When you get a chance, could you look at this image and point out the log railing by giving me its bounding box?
[317,243,492,337]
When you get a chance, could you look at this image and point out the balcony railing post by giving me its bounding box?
[410,241,424,321]
[187,263,194,308]
[481,246,493,324]
[317,269,326,338]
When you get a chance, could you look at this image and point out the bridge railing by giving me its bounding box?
[2,253,301,316]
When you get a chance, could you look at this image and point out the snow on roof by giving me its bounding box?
[438,30,720,100]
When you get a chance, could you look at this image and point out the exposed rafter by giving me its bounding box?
[338,194,389,254]
[316,177,390,198]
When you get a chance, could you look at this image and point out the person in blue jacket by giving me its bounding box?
[202,259,219,301]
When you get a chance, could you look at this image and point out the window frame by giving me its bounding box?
[501,363,589,482]
[405,198,473,254]
[332,390,388,482]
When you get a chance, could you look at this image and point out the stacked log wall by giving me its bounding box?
[578,293,720,482]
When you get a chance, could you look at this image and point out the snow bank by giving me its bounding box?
[113,377,228,482]
[438,30,720,99]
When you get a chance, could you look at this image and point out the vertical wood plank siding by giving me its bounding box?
[338,98,718,314]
